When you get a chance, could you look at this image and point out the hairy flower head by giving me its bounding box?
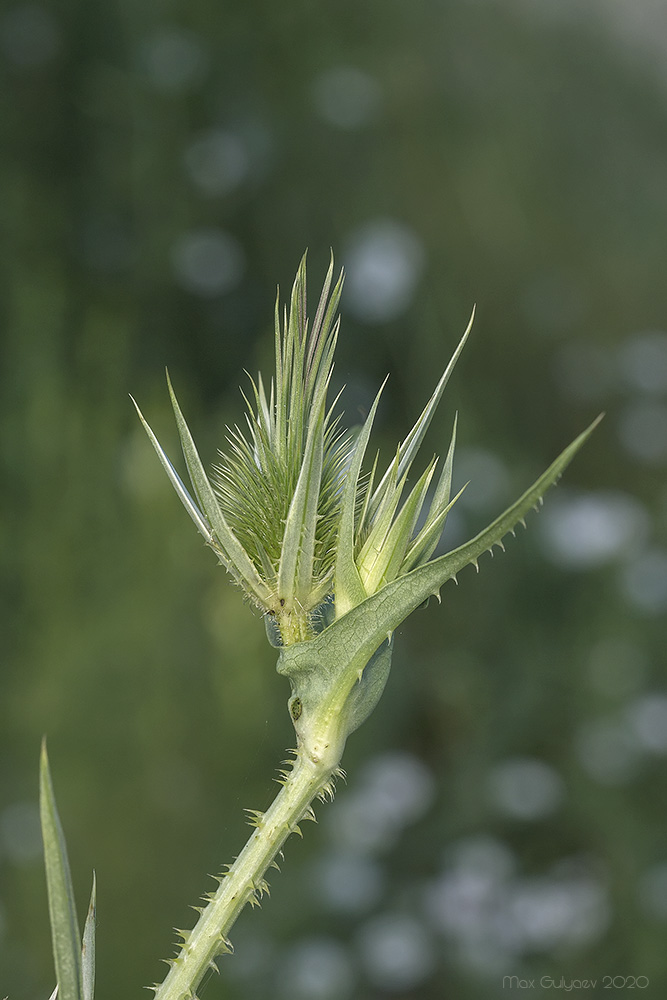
[211,254,353,632]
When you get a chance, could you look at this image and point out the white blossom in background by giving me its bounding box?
[344,220,425,323]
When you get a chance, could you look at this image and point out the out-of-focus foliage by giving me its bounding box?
[1,2,666,998]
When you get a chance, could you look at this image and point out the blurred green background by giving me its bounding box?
[2,1,667,998]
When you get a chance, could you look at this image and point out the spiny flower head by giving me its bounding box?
[133,255,473,643]
[211,255,353,627]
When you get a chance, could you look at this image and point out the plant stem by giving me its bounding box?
[153,748,333,1000]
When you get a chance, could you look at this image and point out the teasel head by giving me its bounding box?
[133,253,471,645]
[208,253,353,642]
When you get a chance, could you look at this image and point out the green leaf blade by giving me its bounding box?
[40,740,83,1000]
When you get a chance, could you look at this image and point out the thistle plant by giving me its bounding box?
[39,253,600,1000]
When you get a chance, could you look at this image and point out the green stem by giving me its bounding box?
[153,748,333,1000]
